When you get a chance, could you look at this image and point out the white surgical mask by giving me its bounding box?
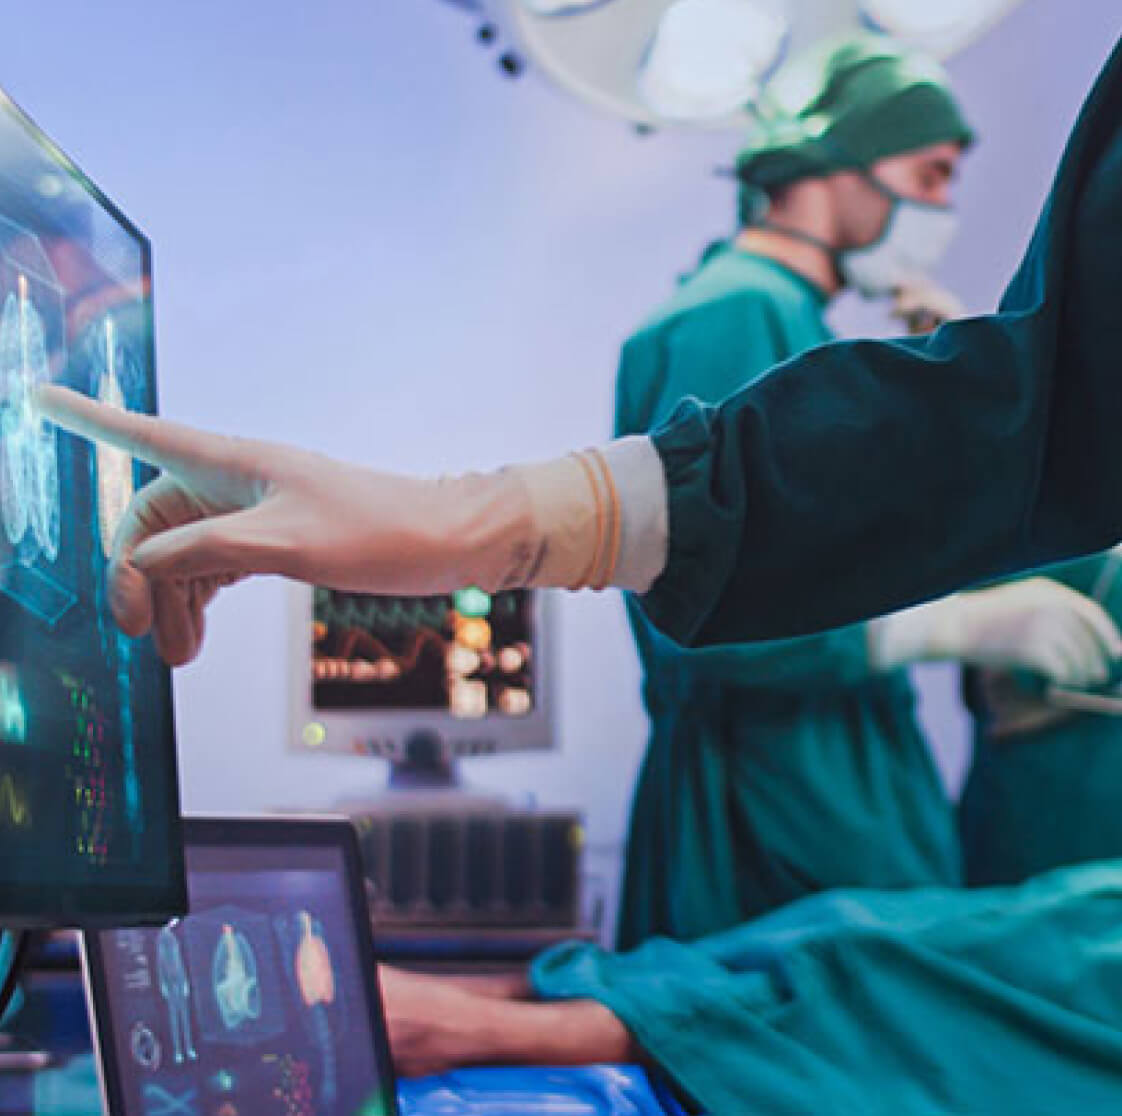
[839,176,958,298]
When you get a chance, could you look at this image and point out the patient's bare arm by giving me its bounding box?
[379,965,636,1078]
[382,966,533,1002]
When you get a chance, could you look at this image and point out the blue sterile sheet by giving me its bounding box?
[398,1066,686,1115]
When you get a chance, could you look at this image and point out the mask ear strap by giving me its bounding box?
[746,213,844,288]
[755,221,838,260]
[856,168,904,205]
[737,176,835,253]
[858,168,953,215]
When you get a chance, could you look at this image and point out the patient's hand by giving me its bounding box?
[378,964,637,1078]
[380,966,497,1078]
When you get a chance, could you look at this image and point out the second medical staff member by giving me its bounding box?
[614,40,973,946]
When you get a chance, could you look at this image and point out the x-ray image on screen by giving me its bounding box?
[0,88,184,926]
[181,906,285,1047]
[0,220,70,624]
[90,314,139,560]
[0,270,61,563]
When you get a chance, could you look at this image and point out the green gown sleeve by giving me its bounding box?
[641,37,1122,649]
[619,293,879,694]
[1040,549,1122,602]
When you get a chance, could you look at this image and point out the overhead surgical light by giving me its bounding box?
[859,0,1028,58]
[637,0,789,122]
[440,0,1027,127]
[500,0,852,127]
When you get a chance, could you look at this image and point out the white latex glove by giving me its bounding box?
[868,577,1122,688]
[35,385,634,666]
[891,279,966,335]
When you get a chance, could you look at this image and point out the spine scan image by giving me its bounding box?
[94,316,135,559]
[0,274,60,563]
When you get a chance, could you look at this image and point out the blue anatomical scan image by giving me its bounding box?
[0,90,182,923]
[97,842,392,1116]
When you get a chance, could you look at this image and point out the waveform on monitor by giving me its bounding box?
[315,595,451,633]
[315,590,522,634]
[0,772,30,828]
[314,626,449,684]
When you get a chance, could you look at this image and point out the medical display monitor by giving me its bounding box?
[0,89,185,925]
[289,586,555,765]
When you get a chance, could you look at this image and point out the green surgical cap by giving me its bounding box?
[736,36,974,217]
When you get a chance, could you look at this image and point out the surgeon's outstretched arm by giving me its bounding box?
[36,40,1122,663]
[35,384,664,665]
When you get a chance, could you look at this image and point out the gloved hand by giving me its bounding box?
[35,385,630,666]
[868,577,1122,688]
[891,279,966,335]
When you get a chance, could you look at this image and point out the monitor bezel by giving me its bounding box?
[286,582,557,763]
[80,815,400,1116]
[0,86,186,928]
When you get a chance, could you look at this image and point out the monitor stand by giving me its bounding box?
[387,730,460,791]
[334,731,507,811]
[0,932,49,1073]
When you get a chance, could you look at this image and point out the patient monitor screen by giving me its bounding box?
[0,91,184,923]
[312,587,537,720]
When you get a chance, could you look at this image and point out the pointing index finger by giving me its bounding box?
[34,384,235,476]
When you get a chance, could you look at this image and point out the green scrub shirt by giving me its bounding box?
[960,551,1122,886]
[615,249,958,950]
[533,862,1122,1115]
[639,37,1122,650]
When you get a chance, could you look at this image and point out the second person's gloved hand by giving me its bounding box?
[869,577,1122,688]
[891,279,966,335]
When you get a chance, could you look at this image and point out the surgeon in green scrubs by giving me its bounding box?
[959,550,1122,885]
[615,39,977,947]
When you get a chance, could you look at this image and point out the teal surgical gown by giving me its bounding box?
[639,37,1122,650]
[960,551,1122,885]
[615,250,958,950]
[533,862,1122,1115]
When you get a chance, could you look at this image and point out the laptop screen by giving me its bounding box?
[83,818,397,1116]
